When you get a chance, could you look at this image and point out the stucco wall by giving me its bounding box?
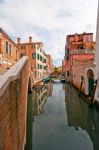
[72,59,94,94]
[0,56,29,150]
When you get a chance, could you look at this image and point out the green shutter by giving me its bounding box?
[37,54,39,60]
[38,64,39,69]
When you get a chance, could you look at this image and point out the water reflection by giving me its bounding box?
[26,82,99,150]
[25,94,33,150]
[33,82,53,116]
[25,82,53,150]
[65,84,99,150]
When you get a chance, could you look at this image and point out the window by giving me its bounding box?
[40,55,42,61]
[67,71,69,76]
[37,54,39,60]
[32,53,36,59]
[21,53,26,57]
[40,65,42,69]
[66,49,69,60]
[9,44,11,55]
[6,41,8,53]
[38,64,39,69]
[44,66,46,70]
[5,42,12,55]
[21,45,25,49]
[37,47,39,50]
[31,45,35,49]
[44,59,46,63]
[86,36,90,42]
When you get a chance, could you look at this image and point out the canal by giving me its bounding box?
[25,82,99,150]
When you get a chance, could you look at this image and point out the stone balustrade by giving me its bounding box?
[70,49,95,55]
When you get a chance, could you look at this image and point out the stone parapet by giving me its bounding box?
[0,56,29,150]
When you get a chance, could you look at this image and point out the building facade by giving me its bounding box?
[0,27,17,69]
[66,32,94,51]
[65,32,95,95]
[46,54,54,75]
[17,37,49,82]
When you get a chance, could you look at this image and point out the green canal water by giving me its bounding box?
[25,82,99,150]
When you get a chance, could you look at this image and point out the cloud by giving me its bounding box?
[0,0,98,66]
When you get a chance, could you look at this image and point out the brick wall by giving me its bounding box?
[0,56,29,150]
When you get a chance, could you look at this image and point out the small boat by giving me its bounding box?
[61,76,65,83]
[61,79,65,83]
[42,77,51,83]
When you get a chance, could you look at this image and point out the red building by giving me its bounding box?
[65,32,95,96]
[66,32,94,51]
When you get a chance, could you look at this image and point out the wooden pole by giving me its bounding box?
[89,80,98,107]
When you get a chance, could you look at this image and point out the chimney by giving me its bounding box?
[17,38,21,44]
[29,37,32,43]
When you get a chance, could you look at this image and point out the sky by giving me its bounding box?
[0,0,98,66]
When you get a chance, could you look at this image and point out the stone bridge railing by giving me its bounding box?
[0,56,30,150]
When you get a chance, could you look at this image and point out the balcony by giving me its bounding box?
[70,49,95,55]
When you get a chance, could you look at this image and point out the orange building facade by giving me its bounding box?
[17,37,52,82]
[0,28,17,69]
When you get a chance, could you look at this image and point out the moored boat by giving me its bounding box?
[60,76,65,83]
[42,77,51,83]
[61,79,65,83]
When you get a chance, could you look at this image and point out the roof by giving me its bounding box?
[67,32,93,37]
[17,42,43,46]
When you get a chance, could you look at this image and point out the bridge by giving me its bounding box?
[0,56,31,150]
